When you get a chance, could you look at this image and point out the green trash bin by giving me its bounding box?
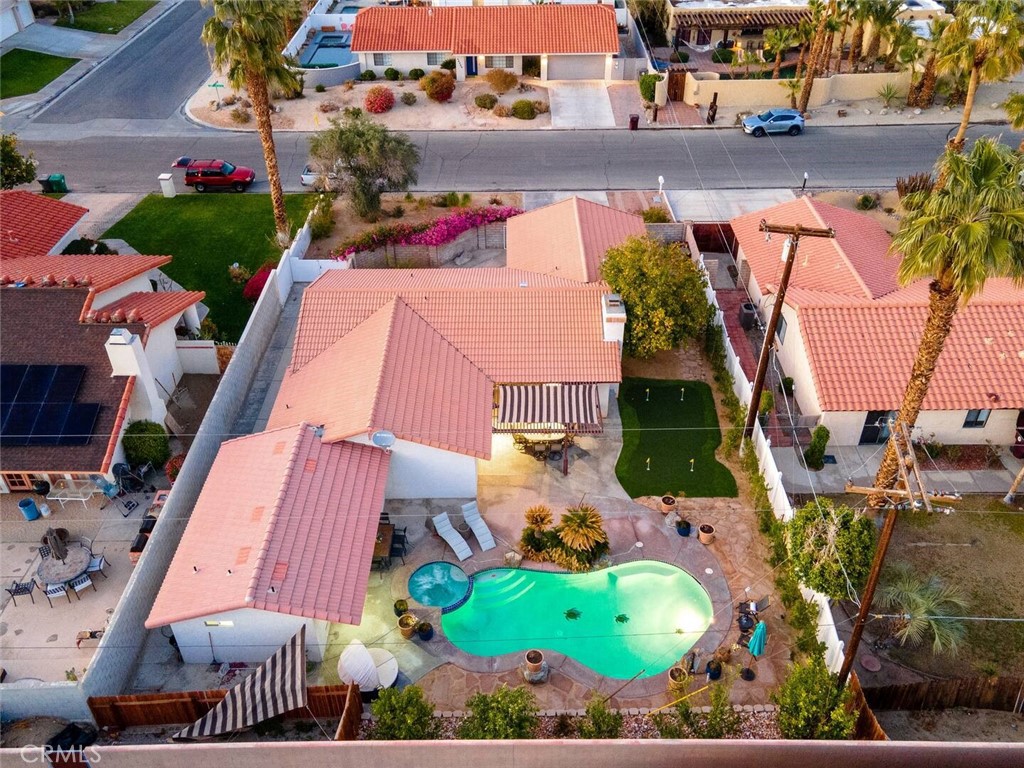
[48,174,68,193]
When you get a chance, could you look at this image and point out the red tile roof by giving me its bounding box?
[731,197,900,300]
[351,6,620,55]
[0,191,88,259]
[0,254,171,293]
[146,424,391,629]
[506,197,646,283]
[270,298,494,458]
[94,291,204,327]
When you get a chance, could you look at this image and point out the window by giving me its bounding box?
[485,56,514,69]
[426,52,445,66]
[373,53,392,67]
[775,315,788,345]
[963,409,990,428]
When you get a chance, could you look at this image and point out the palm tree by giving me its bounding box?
[798,0,835,113]
[871,138,1024,499]
[794,17,817,80]
[900,36,926,106]
[818,14,843,76]
[281,0,306,42]
[202,0,297,244]
[1005,463,1024,506]
[764,27,796,79]
[883,20,914,72]
[878,564,968,655]
[834,0,858,74]
[1005,92,1024,151]
[940,0,1024,151]
[847,0,872,71]
[865,0,902,67]
[780,78,802,108]
[909,16,950,108]
[556,505,608,552]
[524,504,553,529]
[741,48,764,79]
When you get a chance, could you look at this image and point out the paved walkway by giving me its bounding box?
[61,192,144,240]
[549,82,615,129]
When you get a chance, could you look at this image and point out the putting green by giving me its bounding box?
[615,378,737,498]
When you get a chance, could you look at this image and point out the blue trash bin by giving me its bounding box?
[19,498,41,521]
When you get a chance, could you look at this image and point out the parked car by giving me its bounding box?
[172,158,255,192]
[741,109,805,137]
[300,164,339,190]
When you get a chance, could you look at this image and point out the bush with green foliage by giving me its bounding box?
[519,503,610,572]
[711,48,735,64]
[309,196,336,240]
[458,685,538,740]
[772,653,856,740]
[577,695,623,739]
[358,70,377,81]
[63,238,117,255]
[383,67,400,81]
[641,206,670,223]
[788,498,874,600]
[671,49,690,64]
[638,73,662,102]
[475,93,499,110]
[401,91,417,106]
[780,376,794,396]
[440,58,457,71]
[370,686,439,740]
[123,420,171,468]
[1,133,38,190]
[758,389,774,420]
[511,99,536,119]
[485,68,518,94]
[856,193,878,210]
[803,424,831,470]
[314,83,326,93]
[408,68,425,79]
[421,70,456,102]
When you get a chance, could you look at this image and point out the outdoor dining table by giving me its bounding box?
[37,544,91,586]
[46,478,95,509]
[374,524,394,560]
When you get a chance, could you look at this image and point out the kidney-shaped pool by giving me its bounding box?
[440,561,713,679]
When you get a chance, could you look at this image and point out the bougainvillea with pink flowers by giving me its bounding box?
[242,265,273,302]
[333,206,523,259]
[364,85,395,114]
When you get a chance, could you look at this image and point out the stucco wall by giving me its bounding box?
[915,408,1018,446]
[682,70,912,109]
[94,273,158,307]
[176,340,221,375]
[144,319,184,401]
[358,52,451,78]
[171,609,329,665]
[348,434,478,499]
[774,303,822,419]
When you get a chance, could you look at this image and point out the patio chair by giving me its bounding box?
[389,527,408,565]
[42,582,72,607]
[69,574,95,598]
[89,474,129,516]
[432,512,472,562]
[461,501,496,552]
[73,536,93,553]
[738,595,770,617]
[86,554,108,580]
[38,545,52,560]
[6,580,36,606]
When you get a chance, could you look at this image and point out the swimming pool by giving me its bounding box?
[441,561,714,679]
[409,562,470,608]
[301,32,354,68]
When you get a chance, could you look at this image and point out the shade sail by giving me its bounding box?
[337,640,380,690]
[494,384,602,434]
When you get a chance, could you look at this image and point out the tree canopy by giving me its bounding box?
[600,235,713,359]
[1,133,38,190]
[772,653,856,740]
[788,499,875,600]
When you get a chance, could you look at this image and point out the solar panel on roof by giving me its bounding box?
[59,403,101,446]
[0,403,40,447]
[1,365,28,404]
[30,402,72,446]
[16,365,57,404]
[0,401,12,432]
[48,366,85,402]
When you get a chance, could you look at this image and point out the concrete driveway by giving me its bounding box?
[549,82,615,129]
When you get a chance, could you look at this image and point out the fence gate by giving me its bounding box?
[667,69,688,102]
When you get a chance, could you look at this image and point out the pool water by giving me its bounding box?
[301,32,354,68]
[442,561,714,679]
[409,562,470,608]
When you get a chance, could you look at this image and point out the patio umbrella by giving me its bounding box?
[336,640,380,691]
[45,528,67,562]
[740,620,767,681]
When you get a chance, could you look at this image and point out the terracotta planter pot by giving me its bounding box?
[525,649,544,674]
[668,665,687,686]
[698,523,716,545]
[398,613,418,639]
[660,495,677,514]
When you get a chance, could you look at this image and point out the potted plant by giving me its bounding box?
[675,517,692,537]
[393,599,409,617]
[660,494,677,514]
[398,613,418,639]
[416,621,434,641]
[698,523,716,545]
[705,658,723,681]
[165,453,186,486]
[757,390,774,427]
[668,664,688,689]
[525,649,544,674]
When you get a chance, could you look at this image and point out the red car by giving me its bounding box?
[173,157,255,193]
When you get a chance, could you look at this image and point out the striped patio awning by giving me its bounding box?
[493,384,602,434]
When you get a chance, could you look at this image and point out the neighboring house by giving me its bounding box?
[351,5,621,81]
[0,255,205,493]
[0,191,88,259]
[431,0,630,29]
[0,0,34,41]
[145,423,390,663]
[726,197,1024,447]
[505,196,645,283]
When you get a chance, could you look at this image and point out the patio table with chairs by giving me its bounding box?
[46,478,96,509]
[32,539,102,607]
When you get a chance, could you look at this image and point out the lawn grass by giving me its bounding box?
[0,49,79,99]
[55,1,157,34]
[102,193,314,342]
[615,378,738,498]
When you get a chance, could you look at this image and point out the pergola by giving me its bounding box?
[672,7,812,46]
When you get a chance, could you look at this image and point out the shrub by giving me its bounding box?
[896,171,934,199]
[123,421,171,468]
[440,58,457,72]
[358,70,377,81]
[493,104,511,117]
[489,195,503,205]
[641,206,670,223]
[577,695,623,739]
[342,80,355,91]
[638,73,662,102]
[221,93,238,106]
[670,49,690,64]
[242,265,273,302]
[856,193,878,210]
[370,686,439,740]
[318,100,340,113]
[511,99,536,119]
[198,317,219,341]
[314,83,326,93]
[421,70,456,102]
[445,191,461,207]
[758,389,774,419]
[485,68,518,94]
[788,498,874,598]
[391,205,405,219]
[803,424,831,470]
[458,685,538,740]
[364,85,395,114]
[711,48,734,64]
[384,67,400,81]
[532,100,549,114]
[230,106,251,124]
[780,376,795,396]
[165,453,186,483]
[309,197,336,240]
[228,263,252,283]
[408,68,425,80]
[62,238,116,255]
[460,192,471,206]
[475,93,499,110]
[401,91,417,106]
[773,653,856,740]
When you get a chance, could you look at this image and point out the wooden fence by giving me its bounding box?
[865,676,1024,713]
[848,672,888,741]
[88,684,362,739]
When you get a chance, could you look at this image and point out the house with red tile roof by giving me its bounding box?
[726,198,1024,447]
[0,191,88,258]
[351,5,620,81]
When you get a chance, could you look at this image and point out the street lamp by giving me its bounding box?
[655,175,665,203]
[801,171,809,194]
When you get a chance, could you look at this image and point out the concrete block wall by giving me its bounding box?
[352,223,507,269]
[0,682,92,724]
[645,223,685,244]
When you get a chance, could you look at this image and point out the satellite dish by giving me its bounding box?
[371,430,396,449]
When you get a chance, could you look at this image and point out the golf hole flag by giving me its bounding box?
[173,626,307,741]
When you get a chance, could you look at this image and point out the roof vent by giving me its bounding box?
[519,281,528,288]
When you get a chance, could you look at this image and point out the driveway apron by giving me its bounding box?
[549,82,615,129]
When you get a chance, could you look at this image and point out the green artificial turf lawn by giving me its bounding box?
[55,1,156,34]
[615,378,738,498]
[102,193,314,342]
[0,49,79,99]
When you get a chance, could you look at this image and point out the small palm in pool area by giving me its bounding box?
[565,608,582,621]
[615,614,630,624]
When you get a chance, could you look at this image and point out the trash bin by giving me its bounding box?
[37,177,54,193]
[48,174,68,193]
[39,503,52,518]
[629,114,640,131]
[18,498,40,521]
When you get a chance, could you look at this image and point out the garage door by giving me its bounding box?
[547,55,606,80]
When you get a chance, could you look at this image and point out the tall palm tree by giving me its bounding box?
[878,564,968,655]
[780,78,802,108]
[871,138,1024,499]
[847,0,873,71]
[1005,462,1024,506]
[1005,91,1024,151]
[798,0,835,113]
[909,16,950,108]
[883,20,914,72]
[764,26,796,79]
[900,35,926,107]
[819,14,843,76]
[794,17,817,80]
[939,0,1024,151]
[865,0,902,66]
[202,0,297,244]
[556,505,608,552]
[834,0,858,74]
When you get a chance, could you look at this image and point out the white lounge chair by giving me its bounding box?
[432,512,472,562]
[461,502,496,552]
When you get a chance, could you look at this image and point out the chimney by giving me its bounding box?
[105,329,166,423]
[602,293,626,348]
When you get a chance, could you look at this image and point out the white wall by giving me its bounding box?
[176,340,221,375]
[915,408,1018,446]
[143,319,184,402]
[49,224,81,256]
[0,0,34,42]
[171,608,329,665]
[358,52,450,78]
[774,303,822,419]
[349,434,478,499]
[94,272,158,307]
[819,411,874,446]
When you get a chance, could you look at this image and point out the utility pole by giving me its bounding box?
[742,220,835,441]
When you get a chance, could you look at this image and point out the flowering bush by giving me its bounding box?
[242,265,273,302]
[420,70,455,103]
[332,206,523,259]
[365,85,395,114]
[165,453,187,483]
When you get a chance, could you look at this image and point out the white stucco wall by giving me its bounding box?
[143,319,184,401]
[819,408,1019,446]
[93,273,158,307]
[0,0,34,41]
[774,303,822,419]
[358,52,451,78]
[348,434,478,498]
[171,608,329,665]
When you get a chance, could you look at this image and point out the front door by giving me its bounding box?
[466,56,478,76]
[859,410,896,444]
